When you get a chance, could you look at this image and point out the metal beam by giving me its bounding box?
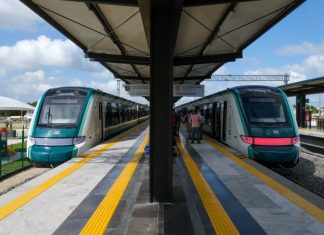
[183,3,236,82]
[138,0,151,48]
[87,52,150,65]
[87,3,145,82]
[174,51,242,65]
[174,76,209,81]
[87,52,241,65]
[115,75,208,81]
[116,75,150,81]
[65,0,260,7]
[209,74,289,81]
[64,0,138,6]
[184,0,260,7]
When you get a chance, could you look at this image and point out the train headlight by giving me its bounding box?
[28,136,35,145]
[73,136,86,145]
[241,135,253,144]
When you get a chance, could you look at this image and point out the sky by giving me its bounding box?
[0,1,324,108]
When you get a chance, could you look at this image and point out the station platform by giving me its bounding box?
[0,123,323,235]
[298,128,324,154]
[299,128,324,138]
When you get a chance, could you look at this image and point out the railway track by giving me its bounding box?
[271,147,324,198]
[299,134,324,156]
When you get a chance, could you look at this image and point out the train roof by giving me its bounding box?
[176,85,282,109]
[45,87,148,107]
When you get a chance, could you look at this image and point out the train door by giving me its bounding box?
[213,102,221,140]
[222,101,227,141]
[99,102,104,141]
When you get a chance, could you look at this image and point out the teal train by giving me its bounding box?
[27,87,149,166]
[176,86,300,167]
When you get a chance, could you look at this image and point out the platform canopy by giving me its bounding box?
[21,0,304,86]
[280,76,324,96]
[0,96,35,111]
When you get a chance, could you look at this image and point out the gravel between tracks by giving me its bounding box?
[0,167,49,196]
[272,147,324,197]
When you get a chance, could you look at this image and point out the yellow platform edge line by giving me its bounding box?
[204,135,324,223]
[176,138,240,235]
[0,123,146,220]
[80,134,149,235]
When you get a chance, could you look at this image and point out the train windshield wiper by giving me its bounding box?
[46,107,52,125]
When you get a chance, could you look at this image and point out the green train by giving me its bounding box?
[27,87,149,166]
[176,86,300,167]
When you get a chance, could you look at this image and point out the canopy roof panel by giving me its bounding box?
[21,0,304,85]
[0,96,35,111]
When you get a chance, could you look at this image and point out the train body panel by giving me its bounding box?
[177,85,300,167]
[27,87,149,165]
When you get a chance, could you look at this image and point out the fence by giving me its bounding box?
[0,126,30,177]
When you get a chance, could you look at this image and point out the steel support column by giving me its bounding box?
[296,94,306,127]
[149,3,174,202]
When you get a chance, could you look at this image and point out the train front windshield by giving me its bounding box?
[38,93,85,128]
[240,91,289,127]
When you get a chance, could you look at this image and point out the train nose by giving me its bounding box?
[30,145,78,165]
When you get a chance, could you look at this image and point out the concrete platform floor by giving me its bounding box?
[0,124,323,235]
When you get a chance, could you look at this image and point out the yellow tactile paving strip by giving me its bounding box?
[176,138,240,235]
[0,123,146,220]
[204,135,324,223]
[80,134,149,235]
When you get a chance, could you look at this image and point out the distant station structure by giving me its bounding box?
[208,74,289,85]
[280,76,324,128]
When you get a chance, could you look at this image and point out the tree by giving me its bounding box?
[305,105,319,114]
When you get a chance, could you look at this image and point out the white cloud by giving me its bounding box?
[0,1,43,31]
[6,70,56,101]
[0,35,105,74]
[88,80,118,95]
[90,69,114,79]
[2,70,147,104]
[276,41,324,56]
[213,66,230,75]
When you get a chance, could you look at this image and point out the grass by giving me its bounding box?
[8,141,27,152]
[0,158,31,175]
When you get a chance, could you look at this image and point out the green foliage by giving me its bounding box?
[1,158,30,175]
[0,110,26,116]
[306,105,319,114]
[8,141,27,152]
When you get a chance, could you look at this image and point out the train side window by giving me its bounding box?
[111,103,119,125]
[105,103,112,126]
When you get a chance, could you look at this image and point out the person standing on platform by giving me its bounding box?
[198,109,204,140]
[189,109,202,144]
[183,110,192,142]
[175,111,181,136]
